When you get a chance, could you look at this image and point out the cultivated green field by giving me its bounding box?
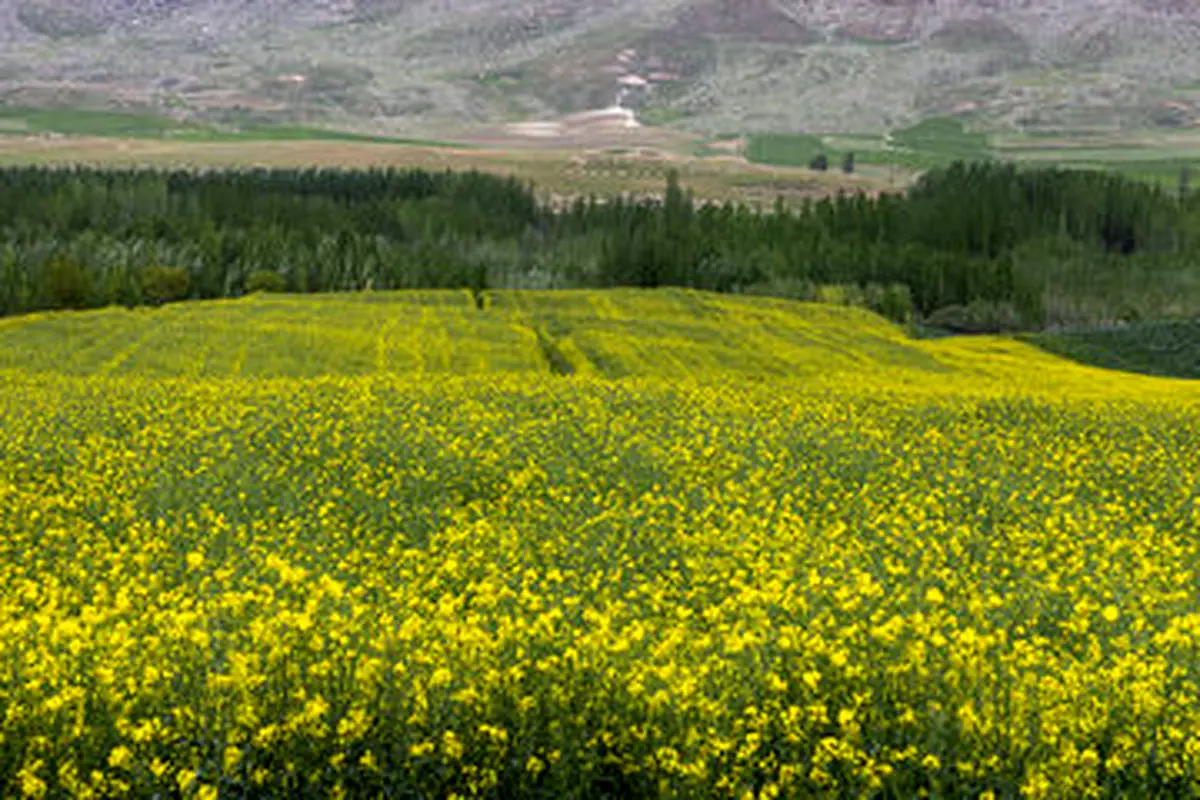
[744,120,1200,188]
[745,118,990,173]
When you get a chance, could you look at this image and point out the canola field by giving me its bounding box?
[1,289,1199,799]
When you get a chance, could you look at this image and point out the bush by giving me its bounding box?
[865,283,914,323]
[925,300,1024,334]
[141,266,190,306]
[246,270,287,294]
[43,256,92,309]
[816,283,865,307]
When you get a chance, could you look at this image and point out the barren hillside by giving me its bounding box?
[1,0,1198,135]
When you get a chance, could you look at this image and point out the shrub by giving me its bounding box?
[926,300,1024,334]
[865,283,914,323]
[43,256,92,309]
[246,270,287,294]
[816,283,865,307]
[141,266,190,306]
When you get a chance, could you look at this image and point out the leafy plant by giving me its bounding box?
[42,255,91,309]
[925,300,1024,334]
[246,270,287,294]
[142,266,190,305]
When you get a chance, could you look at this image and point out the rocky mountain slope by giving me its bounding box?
[1,0,1199,135]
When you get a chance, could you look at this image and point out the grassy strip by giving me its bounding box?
[0,106,462,147]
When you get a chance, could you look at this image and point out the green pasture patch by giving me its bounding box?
[744,133,830,167]
[1030,320,1200,380]
[890,116,991,162]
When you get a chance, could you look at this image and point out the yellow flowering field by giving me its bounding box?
[1,289,1199,798]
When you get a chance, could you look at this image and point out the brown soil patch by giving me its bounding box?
[0,135,892,205]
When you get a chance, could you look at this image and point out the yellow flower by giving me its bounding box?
[2,289,1200,798]
[107,746,133,770]
[175,769,195,793]
[442,731,464,760]
[18,761,47,799]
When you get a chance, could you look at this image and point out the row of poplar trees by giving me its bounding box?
[0,162,1193,327]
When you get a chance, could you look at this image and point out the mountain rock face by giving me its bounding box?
[1,0,1198,135]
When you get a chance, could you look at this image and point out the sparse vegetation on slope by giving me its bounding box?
[1,0,1199,136]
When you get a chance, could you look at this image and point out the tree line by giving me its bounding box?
[0,162,1195,329]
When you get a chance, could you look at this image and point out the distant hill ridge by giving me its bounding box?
[1,0,1199,135]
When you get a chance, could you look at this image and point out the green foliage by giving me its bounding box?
[142,266,190,305]
[814,283,864,306]
[926,300,1025,334]
[41,255,91,309]
[0,162,1193,332]
[1030,320,1200,379]
[867,283,914,324]
[246,270,287,294]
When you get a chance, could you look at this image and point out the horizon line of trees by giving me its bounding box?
[0,162,1196,330]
